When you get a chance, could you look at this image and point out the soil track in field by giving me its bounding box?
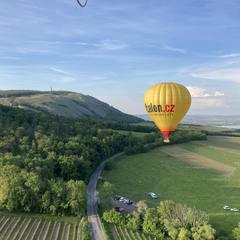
[160,145,235,177]
[195,141,240,155]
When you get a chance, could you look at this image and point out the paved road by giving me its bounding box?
[87,152,124,240]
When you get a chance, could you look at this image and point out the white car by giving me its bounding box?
[223,205,230,210]
[147,192,158,199]
[119,197,125,202]
[230,208,239,212]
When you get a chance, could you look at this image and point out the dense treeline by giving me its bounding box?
[170,128,207,143]
[103,200,216,240]
[0,105,207,216]
[207,130,240,137]
[0,105,153,215]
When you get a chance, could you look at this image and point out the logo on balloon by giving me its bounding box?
[145,104,175,113]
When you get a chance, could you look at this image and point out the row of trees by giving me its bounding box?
[170,128,207,143]
[103,200,216,240]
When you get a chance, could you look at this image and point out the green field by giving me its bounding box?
[102,136,240,239]
[0,214,87,240]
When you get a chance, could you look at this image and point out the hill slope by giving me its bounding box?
[0,90,141,122]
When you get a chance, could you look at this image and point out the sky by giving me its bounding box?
[0,0,240,115]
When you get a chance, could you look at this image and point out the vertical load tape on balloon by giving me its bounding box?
[144,82,191,143]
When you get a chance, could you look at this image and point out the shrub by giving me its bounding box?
[233,223,240,240]
[102,209,126,225]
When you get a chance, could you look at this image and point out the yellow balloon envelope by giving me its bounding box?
[144,82,191,143]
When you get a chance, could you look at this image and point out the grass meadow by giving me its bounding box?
[102,136,240,239]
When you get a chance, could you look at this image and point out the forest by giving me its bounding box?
[0,105,207,216]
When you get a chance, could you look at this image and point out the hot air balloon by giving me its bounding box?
[144,82,191,143]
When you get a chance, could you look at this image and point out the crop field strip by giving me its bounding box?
[196,143,240,156]
[0,215,84,240]
[76,223,81,240]
[193,139,240,156]
[111,225,153,240]
[160,145,235,176]
[3,217,21,240]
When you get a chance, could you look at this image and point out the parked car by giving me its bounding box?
[146,192,158,199]
[114,195,122,201]
[230,208,239,212]
[115,195,134,205]
[223,205,230,210]
[119,197,125,202]
[115,207,125,213]
[122,199,133,205]
[126,200,133,205]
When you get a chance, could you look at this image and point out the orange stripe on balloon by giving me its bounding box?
[160,128,174,140]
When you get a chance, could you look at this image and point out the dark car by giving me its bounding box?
[115,207,125,213]
[125,199,133,205]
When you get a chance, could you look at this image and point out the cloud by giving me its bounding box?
[191,68,240,83]
[219,53,240,58]
[52,76,76,83]
[187,86,228,114]
[49,67,77,83]
[161,43,186,54]
[94,40,129,51]
[148,43,187,54]
[187,86,225,98]
[0,56,21,60]
[16,47,53,54]
[49,67,71,75]
[214,91,225,97]
[190,98,227,113]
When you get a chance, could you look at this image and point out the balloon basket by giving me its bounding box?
[163,138,170,144]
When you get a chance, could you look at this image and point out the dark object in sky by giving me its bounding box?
[76,0,88,7]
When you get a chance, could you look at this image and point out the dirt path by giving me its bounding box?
[160,145,235,177]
